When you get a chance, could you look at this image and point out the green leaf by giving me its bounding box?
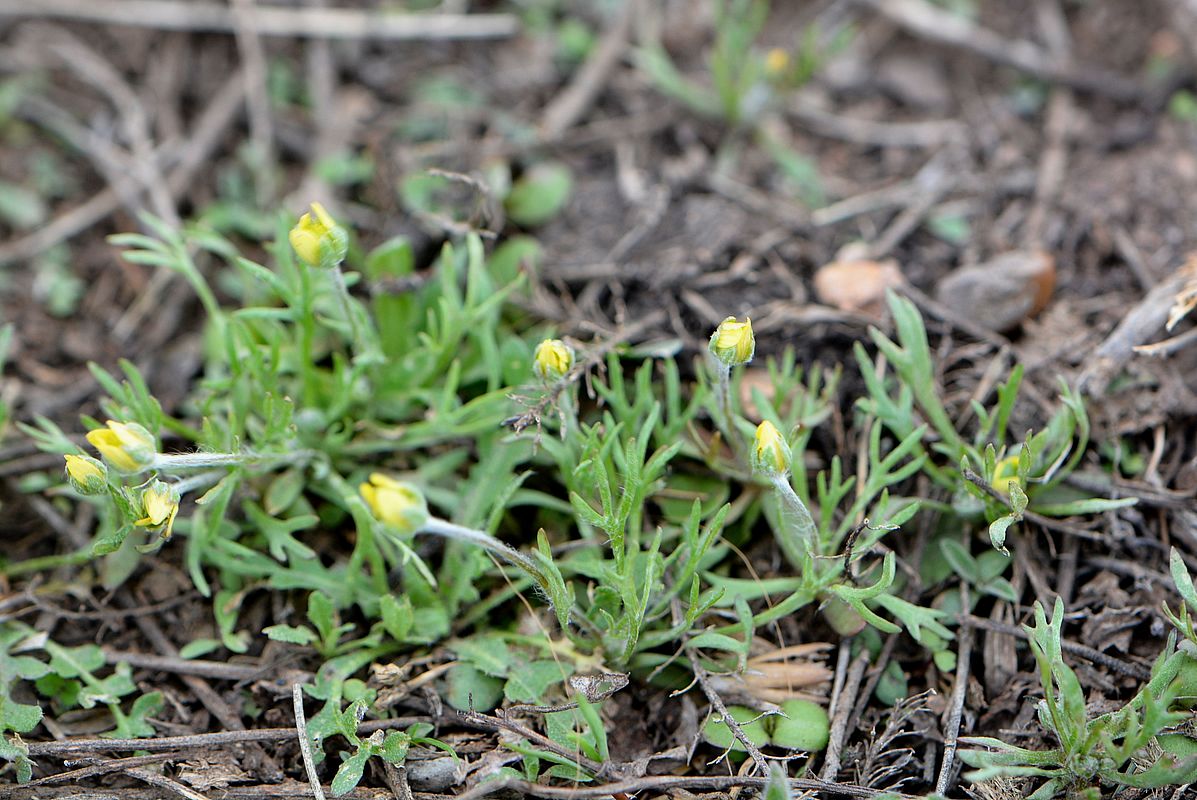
[0,697,42,733]
[988,514,1016,555]
[306,593,338,644]
[0,734,33,783]
[177,639,220,660]
[1172,548,1197,613]
[47,644,104,679]
[262,625,318,646]
[331,746,372,796]
[1033,497,1137,517]
[451,635,513,678]
[379,595,414,641]
[505,163,572,227]
[504,661,565,704]
[763,762,792,800]
[940,539,979,583]
[365,236,414,279]
[445,664,505,712]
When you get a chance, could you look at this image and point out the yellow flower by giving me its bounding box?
[288,201,348,268]
[85,420,156,472]
[765,48,790,77]
[360,473,429,534]
[533,338,574,382]
[709,316,755,367]
[992,455,1022,496]
[752,420,791,476]
[135,479,180,541]
[64,454,108,495]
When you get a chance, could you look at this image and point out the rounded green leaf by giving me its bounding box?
[505,163,572,227]
[701,705,769,753]
[770,699,829,752]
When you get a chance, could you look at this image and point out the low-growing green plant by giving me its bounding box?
[0,199,1172,794]
[634,0,844,205]
[958,552,1197,798]
[857,292,1136,555]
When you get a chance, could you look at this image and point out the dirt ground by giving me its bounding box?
[3,0,1197,798]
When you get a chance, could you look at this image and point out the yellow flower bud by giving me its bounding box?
[765,48,790,77]
[992,455,1021,496]
[533,338,574,382]
[360,473,429,535]
[85,420,156,472]
[288,201,348,268]
[135,479,180,541]
[709,316,755,367]
[752,420,791,476]
[64,454,108,495]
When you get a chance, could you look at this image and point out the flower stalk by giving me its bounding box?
[752,420,818,565]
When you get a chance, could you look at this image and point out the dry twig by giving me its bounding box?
[0,0,518,39]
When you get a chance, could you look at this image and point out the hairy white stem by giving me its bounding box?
[770,474,818,563]
[419,517,547,588]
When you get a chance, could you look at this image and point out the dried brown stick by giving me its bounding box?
[540,0,636,138]
[1023,89,1072,248]
[789,100,964,149]
[936,586,972,794]
[1,783,389,800]
[961,467,1106,543]
[293,683,327,800]
[0,0,518,39]
[866,153,957,260]
[0,71,243,267]
[453,772,920,800]
[820,650,869,781]
[103,647,267,681]
[112,762,215,800]
[855,0,1142,101]
[128,604,285,782]
[459,709,606,777]
[956,613,1151,680]
[230,0,277,201]
[1,775,919,800]
[3,753,177,791]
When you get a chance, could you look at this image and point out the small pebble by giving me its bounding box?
[813,255,904,317]
[935,250,1056,332]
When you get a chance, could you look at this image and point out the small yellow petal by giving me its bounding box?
[752,420,791,476]
[765,48,789,76]
[86,421,155,472]
[533,339,574,382]
[360,474,428,534]
[136,480,180,533]
[992,455,1022,496]
[65,454,108,495]
[709,317,755,366]
[289,202,347,267]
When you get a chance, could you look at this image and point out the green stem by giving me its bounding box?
[299,261,318,407]
[173,470,228,495]
[153,449,317,472]
[330,267,363,350]
[770,474,819,568]
[1,547,93,578]
[322,470,388,595]
[419,517,548,591]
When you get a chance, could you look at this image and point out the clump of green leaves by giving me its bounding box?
[959,563,1197,798]
[0,188,1169,797]
[858,292,1136,555]
[635,0,843,204]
